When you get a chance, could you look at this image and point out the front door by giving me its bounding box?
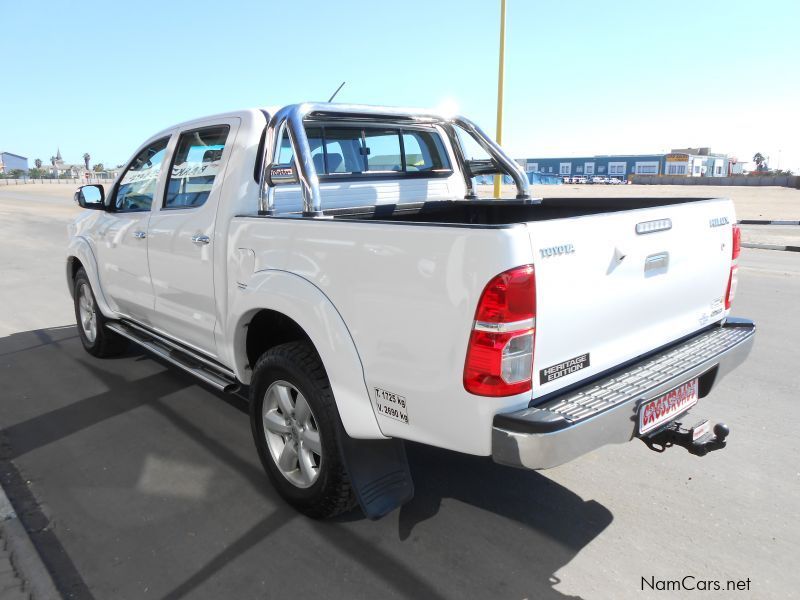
[93,136,171,324]
[146,120,238,357]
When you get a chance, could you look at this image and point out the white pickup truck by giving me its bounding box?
[67,103,755,519]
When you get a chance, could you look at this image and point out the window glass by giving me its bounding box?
[270,124,450,177]
[276,126,324,169]
[402,130,449,171]
[164,126,230,208]
[363,129,402,172]
[454,126,490,161]
[323,127,365,173]
[114,138,169,211]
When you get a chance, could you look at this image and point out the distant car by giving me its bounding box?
[590,176,605,184]
[607,177,623,184]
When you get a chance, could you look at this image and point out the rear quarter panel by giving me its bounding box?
[227,217,535,455]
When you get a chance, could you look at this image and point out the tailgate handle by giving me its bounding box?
[644,252,669,273]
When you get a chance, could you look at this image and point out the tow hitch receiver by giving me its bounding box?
[642,419,730,457]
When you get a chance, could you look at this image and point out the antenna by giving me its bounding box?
[328,81,346,103]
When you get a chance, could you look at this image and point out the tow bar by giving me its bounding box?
[642,419,730,457]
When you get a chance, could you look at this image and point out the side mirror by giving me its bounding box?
[74,184,105,210]
[265,163,298,186]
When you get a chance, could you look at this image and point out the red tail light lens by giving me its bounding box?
[725,225,741,310]
[464,266,536,397]
[731,224,741,260]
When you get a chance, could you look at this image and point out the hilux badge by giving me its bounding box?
[709,216,729,227]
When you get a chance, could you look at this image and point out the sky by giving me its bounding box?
[1,0,798,172]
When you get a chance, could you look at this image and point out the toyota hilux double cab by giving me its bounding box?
[67,102,755,519]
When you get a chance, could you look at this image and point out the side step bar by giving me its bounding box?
[105,321,240,393]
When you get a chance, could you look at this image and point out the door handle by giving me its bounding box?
[132,230,147,239]
[191,234,211,245]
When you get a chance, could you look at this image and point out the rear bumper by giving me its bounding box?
[491,318,755,470]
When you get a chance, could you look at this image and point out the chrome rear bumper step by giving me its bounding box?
[105,321,239,393]
[492,318,755,470]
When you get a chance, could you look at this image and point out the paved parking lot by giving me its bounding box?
[1,187,799,599]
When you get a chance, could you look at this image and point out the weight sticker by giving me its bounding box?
[373,388,409,424]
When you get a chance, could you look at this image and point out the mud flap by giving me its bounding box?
[337,435,414,520]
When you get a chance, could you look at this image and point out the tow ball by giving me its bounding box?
[642,419,730,457]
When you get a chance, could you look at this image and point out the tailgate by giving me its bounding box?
[527,198,736,402]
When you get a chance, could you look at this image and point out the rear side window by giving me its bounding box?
[364,129,402,172]
[277,126,324,169]
[402,130,448,171]
[113,138,169,212]
[275,124,450,177]
[322,127,364,173]
[164,125,230,209]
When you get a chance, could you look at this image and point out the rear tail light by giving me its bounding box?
[725,224,741,310]
[464,265,536,396]
[731,223,741,260]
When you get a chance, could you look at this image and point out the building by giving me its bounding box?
[519,148,731,179]
[49,148,84,178]
[0,152,29,174]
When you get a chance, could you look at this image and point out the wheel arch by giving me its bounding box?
[66,237,115,317]
[227,270,384,440]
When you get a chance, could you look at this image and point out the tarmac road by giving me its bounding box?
[0,188,798,599]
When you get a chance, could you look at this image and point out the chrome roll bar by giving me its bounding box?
[258,102,530,216]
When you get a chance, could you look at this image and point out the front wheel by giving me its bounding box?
[73,268,128,357]
[249,341,356,519]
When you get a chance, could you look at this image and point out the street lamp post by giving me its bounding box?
[493,0,507,199]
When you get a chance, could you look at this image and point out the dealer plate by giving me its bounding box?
[638,378,699,435]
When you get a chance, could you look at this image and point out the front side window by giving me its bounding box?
[113,138,169,211]
[164,126,230,208]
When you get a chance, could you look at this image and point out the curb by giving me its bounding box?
[742,242,800,252]
[739,220,800,225]
[0,485,61,600]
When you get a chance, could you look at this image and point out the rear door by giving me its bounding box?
[146,119,239,357]
[528,199,735,401]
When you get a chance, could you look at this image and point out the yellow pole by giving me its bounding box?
[493,0,506,199]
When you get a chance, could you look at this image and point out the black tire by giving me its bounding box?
[73,268,128,357]
[249,341,356,519]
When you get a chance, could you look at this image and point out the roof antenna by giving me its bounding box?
[328,81,346,103]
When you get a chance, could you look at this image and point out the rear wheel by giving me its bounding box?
[73,268,128,357]
[250,341,355,519]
